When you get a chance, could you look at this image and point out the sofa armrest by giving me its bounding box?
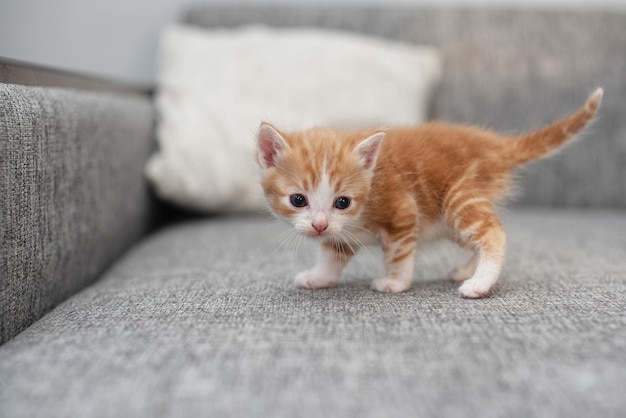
[1,83,159,343]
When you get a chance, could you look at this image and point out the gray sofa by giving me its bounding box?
[1,6,625,418]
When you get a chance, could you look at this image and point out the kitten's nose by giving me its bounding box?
[312,222,328,233]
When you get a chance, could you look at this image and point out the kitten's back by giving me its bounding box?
[365,88,603,225]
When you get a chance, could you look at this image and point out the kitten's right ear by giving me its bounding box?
[256,123,289,169]
[354,131,385,172]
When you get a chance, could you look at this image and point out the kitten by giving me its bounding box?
[256,88,603,298]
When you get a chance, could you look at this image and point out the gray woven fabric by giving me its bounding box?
[1,209,624,418]
[186,6,626,208]
[0,83,158,343]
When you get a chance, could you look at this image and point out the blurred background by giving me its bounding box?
[1,0,625,86]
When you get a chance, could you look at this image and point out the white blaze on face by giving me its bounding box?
[310,170,335,224]
[291,160,340,236]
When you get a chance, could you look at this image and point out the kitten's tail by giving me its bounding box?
[506,88,603,167]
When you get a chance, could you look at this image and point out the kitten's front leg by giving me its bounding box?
[371,232,417,293]
[295,240,354,290]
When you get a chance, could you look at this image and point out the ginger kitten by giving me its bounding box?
[256,89,603,298]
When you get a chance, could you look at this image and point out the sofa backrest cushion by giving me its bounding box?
[185,6,626,208]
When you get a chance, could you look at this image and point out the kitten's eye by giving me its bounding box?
[334,196,351,210]
[289,194,308,208]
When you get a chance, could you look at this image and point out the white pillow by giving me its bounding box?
[146,25,442,212]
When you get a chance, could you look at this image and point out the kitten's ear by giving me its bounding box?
[354,132,385,171]
[256,123,289,169]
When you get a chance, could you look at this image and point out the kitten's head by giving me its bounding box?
[256,123,384,238]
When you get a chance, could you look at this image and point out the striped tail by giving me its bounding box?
[506,88,603,167]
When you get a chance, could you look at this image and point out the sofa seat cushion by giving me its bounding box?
[1,209,625,417]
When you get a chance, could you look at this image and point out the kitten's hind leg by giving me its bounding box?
[448,252,478,283]
[459,242,504,298]
[444,199,506,298]
[458,218,505,298]
[295,240,354,289]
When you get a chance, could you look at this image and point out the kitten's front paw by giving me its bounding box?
[295,270,337,290]
[371,277,412,293]
[458,279,491,298]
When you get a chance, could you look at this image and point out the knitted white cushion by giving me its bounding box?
[147,25,441,212]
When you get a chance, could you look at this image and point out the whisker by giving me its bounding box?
[253,228,293,261]
[267,229,298,261]
[332,234,351,264]
[343,227,378,252]
[294,232,305,261]
[342,231,371,263]
[341,232,362,264]
[281,230,300,259]
[259,227,294,249]
[344,222,377,236]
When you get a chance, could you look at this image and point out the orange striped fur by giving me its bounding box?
[256,89,603,297]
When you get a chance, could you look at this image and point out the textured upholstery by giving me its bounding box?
[1,210,624,417]
[186,6,626,208]
[0,83,158,343]
[2,7,626,418]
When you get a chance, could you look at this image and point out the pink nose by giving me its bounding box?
[312,222,328,233]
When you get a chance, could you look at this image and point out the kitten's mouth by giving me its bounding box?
[296,224,338,238]
[301,229,332,238]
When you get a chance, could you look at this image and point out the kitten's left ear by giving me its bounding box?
[256,123,289,169]
[354,132,385,171]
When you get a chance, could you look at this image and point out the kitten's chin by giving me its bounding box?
[301,230,325,239]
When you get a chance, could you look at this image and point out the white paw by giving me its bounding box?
[458,279,491,298]
[371,277,412,293]
[295,270,337,290]
[448,265,473,283]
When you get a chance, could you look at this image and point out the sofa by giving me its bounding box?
[1,6,625,418]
